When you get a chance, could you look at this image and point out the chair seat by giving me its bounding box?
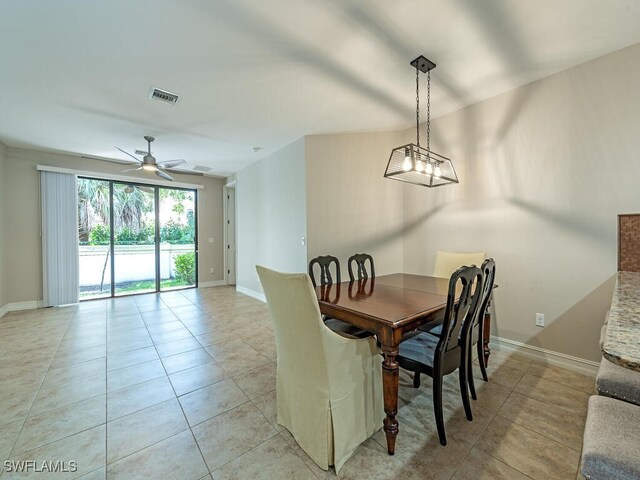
[596,357,640,406]
[581,395,640,480]
[324,318,372,339]
[399,332,439,368]
[419,323,443,336]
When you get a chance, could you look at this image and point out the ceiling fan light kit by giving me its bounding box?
[384,55,458,188]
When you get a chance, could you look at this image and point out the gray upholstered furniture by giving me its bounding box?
[596,356,640,406]
[581,395,640,479]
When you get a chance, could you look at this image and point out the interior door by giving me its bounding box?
[226,188,236,285]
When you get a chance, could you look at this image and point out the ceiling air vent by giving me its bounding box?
[148,87,179,105]
[193,165,212,172]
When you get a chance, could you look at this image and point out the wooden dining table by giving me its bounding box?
[315,273,493,455]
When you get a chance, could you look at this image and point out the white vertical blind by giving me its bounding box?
[41,171,79,306]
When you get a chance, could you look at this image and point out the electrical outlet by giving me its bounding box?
[208,237,214,243]
[535,313,545,327]
[209,267,214,274]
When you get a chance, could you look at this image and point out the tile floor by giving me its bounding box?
[0,286,593,479]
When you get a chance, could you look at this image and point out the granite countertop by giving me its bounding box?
[602,271,640,372]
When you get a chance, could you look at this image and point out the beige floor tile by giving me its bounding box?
[107,359,166,392]
[497,392,586,451]
[527,362,596,394]
[179,379,249,427]
[14,395,106,454]
[212,435,315,480]
[451,447,531,480]
[169,363,227,397]
[148,327,193,344]
[0,382,41,427]
[441,373,511,414]
[107,346,159,372]
[232,363,276,399]
[44,358,106,386]
[484,350,531,373]
[476,415,581,480]
[192,403,277,471]
[106,398,188,463]
[140,310,178,325]
[50,345,106,368]
[0,420,23,461]
[107,377,175,421]
[205,341,271,377]
[161,348,215,375]
[154,337,202,358]
[251,390,285,432]
[106,336,153,354]
[75,466,106,479]
[6,425,105,479]
[31,372,106,415]
[514,374,590,417]
[107,431,208,480]
[473,363,526,390]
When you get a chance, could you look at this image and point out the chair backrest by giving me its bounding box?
[435,265,483,375]
[308,255,341,287]
[433,251,486,279]
[476,258,496,326]
[347,253,375,281]
[256,266,330,386]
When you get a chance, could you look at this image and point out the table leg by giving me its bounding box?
[483,301,492,366]
[381,347,399,455]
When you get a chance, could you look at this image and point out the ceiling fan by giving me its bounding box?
[107,136,203,181]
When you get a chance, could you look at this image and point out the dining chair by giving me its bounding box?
[256,266,384,473]
[347,253,375,281]
[466,258,495,399]
[432,250,486,279]
[309,255,370,338]
[396,265,483,446]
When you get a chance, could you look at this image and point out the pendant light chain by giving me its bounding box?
[426,70,431,155]
[415,66,420,148]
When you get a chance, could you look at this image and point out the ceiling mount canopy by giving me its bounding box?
[384,55,458,188]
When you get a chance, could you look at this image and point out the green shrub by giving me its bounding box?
[174,252,196,284]
[161,220,194,244]
[89,224,110,245]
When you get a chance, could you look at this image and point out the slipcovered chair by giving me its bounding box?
[432,250,486,279]
[256,266,383,473]
[396,265,483,446]
[581,395,640,479]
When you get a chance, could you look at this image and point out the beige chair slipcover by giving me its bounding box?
[433,251,486,279]
[256,265,383,473]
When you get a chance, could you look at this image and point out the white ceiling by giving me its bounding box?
[1,0,640,176]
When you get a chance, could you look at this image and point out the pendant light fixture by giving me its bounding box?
[384,55,458,187]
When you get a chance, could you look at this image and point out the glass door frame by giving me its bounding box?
[79,175,198,300]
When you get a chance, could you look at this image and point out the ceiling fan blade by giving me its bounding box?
[164,168,204,176]
[156,169,174,181]
[157,159,186,168]
[81,155,139,165]
[115,147,143,163]
[121,167,143,173]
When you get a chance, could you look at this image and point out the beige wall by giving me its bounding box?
[3,147,224,304]
[402,43,640,362]
[234,138,307,296]
[0,141,6,309]
[305,131,406,276]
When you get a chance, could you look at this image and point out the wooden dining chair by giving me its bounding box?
[466,258,495,399]
[308,255,371,338]
[347,253,375,281]
[396,265,483,446]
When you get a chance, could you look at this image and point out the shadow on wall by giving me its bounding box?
[492,275,616,363]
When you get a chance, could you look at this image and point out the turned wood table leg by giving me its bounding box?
[381,346,399,455]
[483,300,492,366]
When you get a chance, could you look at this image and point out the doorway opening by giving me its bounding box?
[77,177,198,299]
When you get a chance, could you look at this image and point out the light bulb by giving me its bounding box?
[425,162,433,175]
[434,164,442,178]
[415,160,425,172]
[403,149,412,171]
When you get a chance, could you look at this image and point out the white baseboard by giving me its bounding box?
[198,280,227,288]
[235,285,266,303]
[490,335,599,377]
[0,300,41,319]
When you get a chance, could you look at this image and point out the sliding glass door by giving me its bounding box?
[78,177,197,300]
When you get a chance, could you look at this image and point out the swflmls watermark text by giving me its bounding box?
[4,460,78,473]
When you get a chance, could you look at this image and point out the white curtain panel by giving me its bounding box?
[41,171,79,307]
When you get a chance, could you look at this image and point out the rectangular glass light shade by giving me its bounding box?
[384,143,458,187]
